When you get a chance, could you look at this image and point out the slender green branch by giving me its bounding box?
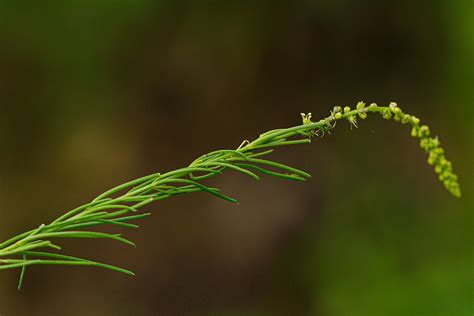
[0,101,461,290]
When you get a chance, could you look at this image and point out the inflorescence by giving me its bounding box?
[300,101,461,197]
[0,101,461,290]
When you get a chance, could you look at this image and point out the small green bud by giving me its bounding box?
[410,116,420,125]
[358,112,367,119]
[394,115,401,122]
[369,103,377,109]
[452,189,461,198]
[443,178,452,187]
[401,115,409,124]
[335,112,342,119]
[419,125,430,137]
[301,113,313,125]
[411,127,418,137]
[389,102,400,114]
[428,151,439,165]
[439,157,447,166]
[344,106,351,113]
[356,101,366,110]
[383,109,392,120]
[420,138,430,150]
[333,106,342,113]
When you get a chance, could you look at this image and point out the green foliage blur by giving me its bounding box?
[0,1,472,315]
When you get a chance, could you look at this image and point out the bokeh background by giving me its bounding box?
[0,1,473,315]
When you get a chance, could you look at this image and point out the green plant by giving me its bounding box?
[0,102,461,290]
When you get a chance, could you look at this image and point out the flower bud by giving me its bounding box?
[410,116,420,125]
[420,138,430,150]
[419,125,430,137]
[301,113,313,125]
[344,106,351,113]
[391,106,401,114]
[347,115,358,128]
[439,158,447,166]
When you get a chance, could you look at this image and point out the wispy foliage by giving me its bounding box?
[0,102,460,290]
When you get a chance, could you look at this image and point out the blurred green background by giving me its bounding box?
[0,1,472,315]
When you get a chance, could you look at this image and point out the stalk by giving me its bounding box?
[0,102,461,290]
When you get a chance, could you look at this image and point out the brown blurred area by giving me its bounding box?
[0,1,472,315]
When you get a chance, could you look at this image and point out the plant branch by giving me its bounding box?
[0,101,461,289]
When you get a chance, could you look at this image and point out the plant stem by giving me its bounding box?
[0,102,461,289]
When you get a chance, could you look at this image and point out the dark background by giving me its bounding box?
[0,1,472,315]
